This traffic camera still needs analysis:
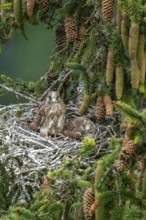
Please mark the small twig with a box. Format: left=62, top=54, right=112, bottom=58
left=0, top=83, right=39, bottom=104
left=58, top=70, right=72, bottom=92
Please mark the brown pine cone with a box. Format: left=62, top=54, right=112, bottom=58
left=116, top=136, right=137, bottom=172
left=95, top=97, right=106, bottom=123
left=65, top=15, right=78, bottom=42
left=83, top=188, right=95, bottom=220
left=102, top=0, right=115, bottom=22
left=103, top=95, right=113, bottom=117
left=78, top=25, right=87, bottom=40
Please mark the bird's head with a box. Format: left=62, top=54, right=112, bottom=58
left=46, top=91, right=61, bottom=103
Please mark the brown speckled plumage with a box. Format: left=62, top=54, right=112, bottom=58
left=64, top=116, right=95, bottom=139
left=40, top=91, right=66, bottom=136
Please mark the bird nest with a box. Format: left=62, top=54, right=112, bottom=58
left=0, top=102, right=120, bottom=208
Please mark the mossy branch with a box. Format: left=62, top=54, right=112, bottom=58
left=66, top=62, right=90, bottom=95
left=115, top=101, right=141, bottom=120
left=65, top=62, right=87, bottom=73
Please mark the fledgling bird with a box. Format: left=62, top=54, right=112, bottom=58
left=63, top=116, right=95, bottom=140
left=40, top=91, right=66, bottom=137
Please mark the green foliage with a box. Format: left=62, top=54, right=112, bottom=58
left=110, top=32, right=125, bottom=66
left=71, top=179, right=92, bottom=188
left=1, top=74, right=14, bottom=86
left=111, top=206, right=125, bottom=220
left=1, top=0, right=146, bottom=219
left=127, top=0, right=143, bottom=23
left=79, top=137, right=95, bottom=153
left=66, top=62, right=90, bottom=95
left=0, top=3, right=12, bottom=10
left=123, top=204, right=142, bottom=220
left=116, top=101, right=141, bottom=120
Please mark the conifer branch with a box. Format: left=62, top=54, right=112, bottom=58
left=0, top=83, right=38, bottom=104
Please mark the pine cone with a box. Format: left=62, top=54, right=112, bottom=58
left=106, top=49, right=115, bottom=85
left=128, top=23, right=139, bottom=60
left=78, top=25, right=87, bottom=40
left=115, top=65, right=124, bottom=99
left=121, top=20, right=129, bottom=48
left=131, top=59, right=140, bottom=89
left=95, top=97, right=106, bottom=123
left=65, top=16, right=77, bottom=42
left=83, top=188, right=95, bottom=220
left=74, top=207, right=85, bottom=220
left=116, top=136, right=137, bottom=172
left=41, top=176, right=51, bottom=191
left=103, top=95, right=113, bottom=117
left=116, top=0, right=122, bottom=32
left=55, top=23, right=66, bottom=51
left=40, top=0, right=49, bottom=6
left=102, top=0, right=115, bottom=22
left=79, top=94, right=91, bottom=115
left=137, top=34, right=145, bottom=84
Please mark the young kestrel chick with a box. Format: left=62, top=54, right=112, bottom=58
left=40, top=91, right=66, bottom=137
left=64, top=116, right=95, bottom=140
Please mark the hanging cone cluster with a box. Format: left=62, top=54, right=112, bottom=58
left=102, top=0, right=115, bottom=22
left=83, top=187, right=95, bottom=220
left=103, top=95, right=114, bottom=117
left=27, top=0, right=35, bottom=17
left=65, top=15, right=77, bottom=42
left=95, top=97, right=106, bottom=123
left=105, top=1, right=145, bottom=92
left=106, top=49, right=115, bottom=85
left=116, top=136, right=137, bottom=172
left=55, top=23, right=66, bottom=51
